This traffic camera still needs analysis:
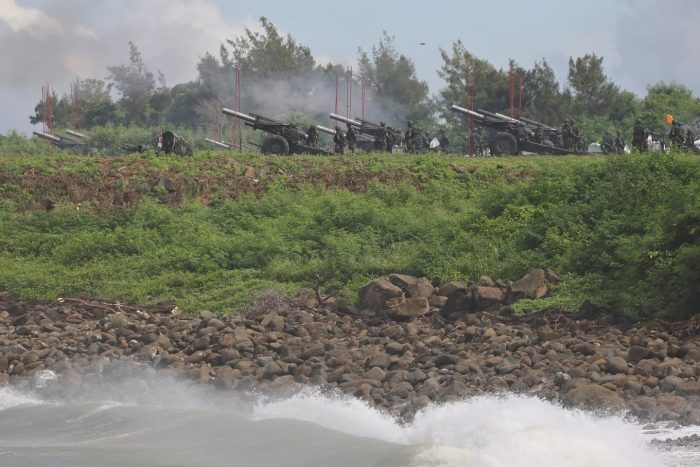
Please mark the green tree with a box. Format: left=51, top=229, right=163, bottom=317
left=436, top=40, right=510, bottom=126
left=227, top=17, right=315, bottom=79
left=640, top=82, right=700, bottom=135
left=107, top=42, right=158, bottom=125
left=567, top=53, right=621, bottom=117
left=522, top=59, right=571, bottom=125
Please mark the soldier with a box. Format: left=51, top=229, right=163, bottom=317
left=386, top=125, right=396, bottom=152
left=601, top=131, right=615, bottom=155
left=374, top=122, right=387, bottom=152
left=404, top=121, right=415, bottom=153
left=668, top=120, right=684, bottom=150
left=561, top=119, right=572, bottom=151
left=306, top=125, right=318, bottom=147
left=333, top=126, right=346, bottom=155
left=346, top=125, right=357, bottom=154
left=685, top=129, right=697, bottom=152
left=438, top=130, right=450, bottom=154
left=570, top=119, right=582, bottom=152
left=615, top=131, right=626, bottom=155
left=632, top=119, right=649, bottom=152
left=533, top=126, right=545, bottom=144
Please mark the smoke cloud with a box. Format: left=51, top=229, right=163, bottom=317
left=0, top=0, right=256, bottom=133
left=613, top=0, right=700, bottom=94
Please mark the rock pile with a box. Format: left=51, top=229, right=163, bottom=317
left=357, top=269, right=558, bottom=321
left=1, top=275, right=699, bottom=423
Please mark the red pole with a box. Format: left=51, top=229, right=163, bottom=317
left=349, top=68, right=352, bottom=120
left=232, top=62, right=238, bottom=148
left=46, top=83, right=53, bottom=132
left=518, top=73, right=523, bottom=118
left=236, top=60, right=242, bottom=149
left=41, top=85, right=46, bottom=133
left=361, top=81, right=366, bottom=120
left=509, top=69, right=514, bottom=118
left=345, top=70, right=350, bottom=119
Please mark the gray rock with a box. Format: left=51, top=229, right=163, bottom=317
left=437, top=281, right=467, bottom=297
left=564, top=384, right=627, bottom=411
left=510, top=269, right=548, bottom=300
left=604, top=356, right=629, bottom=375
left=627, top=345, right=651, bottom=364
left=358, top=279, right=403, bottom=312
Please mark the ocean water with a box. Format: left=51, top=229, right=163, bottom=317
left=0, top=370, right=697, bottom=467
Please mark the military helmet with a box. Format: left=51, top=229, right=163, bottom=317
left=380, top=121, right=386, bottom=127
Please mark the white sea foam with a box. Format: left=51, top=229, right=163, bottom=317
left=254, top=391, right=666, bottom=467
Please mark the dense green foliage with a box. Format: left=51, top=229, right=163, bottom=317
left=0, top=152, right=697, bottom=319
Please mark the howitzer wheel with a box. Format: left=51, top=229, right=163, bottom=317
left=490, top=132, right=518, bottom=156
left=261, top=135, right=290, bottom=155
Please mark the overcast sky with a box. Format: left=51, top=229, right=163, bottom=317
left=1, top=0, right=698, bottom=134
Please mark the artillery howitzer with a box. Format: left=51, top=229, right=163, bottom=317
left=450, top=105, right=584, bottom=155
left=316, top=123, right=375, bottom=149
left=223, top=108, right=330, bottom=155
left=328, top=113, right=381, bottom=152
left=33, top=130, right=89, bottom=153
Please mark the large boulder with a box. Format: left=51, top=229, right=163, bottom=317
left=385, top=296, right=430, bottom=321
left=358, top=279, right=403, bottom=312
left=437, top=281, right=467, bottom=297
left=510, top=268, right=548, bottom=300
left=564, top=384, right=627, bottom=411
left=471, top=285, right=505, bottom=310
left=389, top=274, right=435, bottom=299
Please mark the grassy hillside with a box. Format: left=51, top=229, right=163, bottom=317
left=0, top=150, right=698, bottom=319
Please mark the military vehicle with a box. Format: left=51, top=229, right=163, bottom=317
left=450, top=105, right=585, bottom=155
left=222, top=107, right=330, bottom=155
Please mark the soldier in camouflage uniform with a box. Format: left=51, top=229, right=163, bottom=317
left=386, top=125, right=396, bottom=152
left=346, top=125, right=357, bottom=154
left=615, top=131, right=626, bottom=154
left=404, top=121, right=415, bottom=153
left=632, top=119, right=649, bottom=152
left=333, top=126, right=346, bottom=155
left=668, top=120, right=684, bottom=150
left=438, top=130, right=450, bottom=154
left=561, top=119, right=573, bottom=151
left=570, top=119, right=582, bottom=152
left=685, top=129, right=697, bottom=153
left=374, top=122, right=387, bottom=152
left=306, top=125, right=318, bottom=147
left=601, top=131, right=615, bottom=155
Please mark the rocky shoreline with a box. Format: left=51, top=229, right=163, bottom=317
left=1, top=272, right=699, bottom=424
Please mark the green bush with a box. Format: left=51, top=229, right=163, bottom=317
left=0, top=152, right=697, bottom=318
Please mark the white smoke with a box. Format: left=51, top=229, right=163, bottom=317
left=0, top=0, right=257, bottom=133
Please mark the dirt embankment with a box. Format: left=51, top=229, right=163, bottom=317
left=4, top=156, right=417, bottom=211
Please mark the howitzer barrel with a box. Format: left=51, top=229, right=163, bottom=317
left=493, top=112, right=522, bottom=124
left=450, top=105, right=485, bottom=120
left=329, top=113, right=363, bottom=128
left=316, top=125, right=337, bottom=136
left=222, top=107, right=257, bottom=123
left=520, top=117, right=557, bottom=131
left=205, top=138, right=232, bottom=149
left=33, top=131, right=62, bottom=143
left=65, top=130, right=87, bottom=140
